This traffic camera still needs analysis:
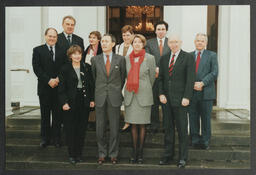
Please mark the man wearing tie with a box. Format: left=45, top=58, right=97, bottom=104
left=57, top=16, right=84, bottom=56
left=32, top=28, right=66, bottom=148
left=91, top=34, right=126, bottom=165
left=158, top=34, right=195, bottom=168
left=189, top=33, right=218, bottom=150
left=145, top=21, right=170, bottom=133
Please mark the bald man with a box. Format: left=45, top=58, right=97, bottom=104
left=158, top=34, right=195, bottom=168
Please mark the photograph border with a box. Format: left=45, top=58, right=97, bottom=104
left=0, top=0, right=255, bottom=175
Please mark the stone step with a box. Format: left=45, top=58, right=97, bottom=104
left=6, top=159, right=250, bottom=170
left=6, top=144, right=250, bottom=161
left=6, top=129, right=250, bottom=147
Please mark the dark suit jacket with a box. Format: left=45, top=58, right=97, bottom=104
left=91, top=53, right=126, bottom=107
left=82, top=43, right=103, bottom=63
left=58, top=62, right=94, bottom=108
left=191, top=50, right=218, bottom=100
left=57, top=32, right=84, bottom=52
left=159, top=50, right=195, bottom=106
left=145, top=37, right=169, bottom=67
left=32, top=44, right=67, bottom=96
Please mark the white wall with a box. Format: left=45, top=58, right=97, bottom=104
left=217, top=5, right=250, bottom=110
left=164, top=6, right=208, bottom=52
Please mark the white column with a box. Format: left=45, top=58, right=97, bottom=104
left=5, top=43, right=13, bottom=116
left=217, top=5, right=250, bottom=110
left=164, top=6, right=208, bottom=52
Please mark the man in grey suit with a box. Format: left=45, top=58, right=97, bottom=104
left=145, top=21, right=170, bottom=133
left=189, top=33, right=218, bottom=150
left=91, top=34, right=126, bottom=164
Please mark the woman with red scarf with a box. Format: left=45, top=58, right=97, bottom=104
left=124, top=34, right=156, bottom=164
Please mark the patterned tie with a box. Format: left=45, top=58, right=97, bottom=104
left=159, top=39, right=163, bottom=56
left=49, top=46, right=54, bottom=61
left=169, top=54, right=175, bottom=76
left=67, top=35, right=71, bottom=45
left=196, top=52, right=201, bottom=73
left=106, top=55, right=111, bottom=76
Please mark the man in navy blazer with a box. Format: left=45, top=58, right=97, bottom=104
left=189, top=33, right=218, bottom=150
left=57, top=16, right=84, bottom=57
left=32, top=28, right=67, bottom=148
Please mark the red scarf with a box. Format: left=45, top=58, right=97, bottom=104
left=126, top=49, right=145, bottom=93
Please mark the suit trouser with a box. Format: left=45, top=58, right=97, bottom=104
left=63, top=89, right=89, bottom=157
left=39, top=89, right=61, bottom=142
left=189, top=91, right=213, bottom=146
left=162, top=101, right=188, bottom=161
left=96, top=97, right=120, bottom=158
left=151, top=78, right=160, bottom=129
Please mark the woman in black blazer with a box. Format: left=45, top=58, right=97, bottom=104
left=58, top=45, right=95, bottom=164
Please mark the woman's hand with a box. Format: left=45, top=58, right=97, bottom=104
left=90, top=102, right=95, bottom=108
left=63, top=103, right=71, bottom=111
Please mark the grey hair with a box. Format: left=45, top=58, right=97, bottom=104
left=195, top=33, right=208, bottom=42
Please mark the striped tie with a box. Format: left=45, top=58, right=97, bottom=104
left=169, top=54, right=175, bottom=76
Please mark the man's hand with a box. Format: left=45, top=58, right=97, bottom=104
left=194, top=81, right=204, bottom=91
left=90, top=102, right=95, bottom=108
left=48, top=79, right=58, bottom=88
left=62, top=103, right=70, bottom=111
left=155, top=67, right=159, bottom=78
left=159, top=94, right=167, bottom=104
left=181, top=98, right=190, bottom=106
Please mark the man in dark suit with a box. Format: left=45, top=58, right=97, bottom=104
left=189, top=33, right=218, bottom=150
left=57, top=15, right=84, bottom=56
left=158, top=34, right=195, bottom=168
left=32, top=28, right=67, bottom=148
left=145, top=21, right=170, bottom=133
left=91, top=34, right=126, bottom=165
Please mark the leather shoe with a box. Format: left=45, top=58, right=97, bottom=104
left=97, top=157, right=105, bottom=165
left=111, top=157, right=117, bottom=164
left=201, top=144, right=210, bottom=150
left=40, top=140, right=49, bottom=148
left=159, top=157, right=172, bottom=165
left=177, top=160, right=186, bottom=168
left=69, top=157, right=76, bottom=165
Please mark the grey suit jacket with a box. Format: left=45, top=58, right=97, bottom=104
left=191, top=50, right=218, bottom=100
left=91, top=53, right=126, bottom=107
left=145, top=37, right=169, bottom=67
left=124, top=53, right=156, bottom=107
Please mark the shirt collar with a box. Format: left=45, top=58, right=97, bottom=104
left=63, top=32, right=72, bottom=39
left=46, top=44, right=55, bottom=50
left=157, top=37, right=166, bottom=46
left=195, top=49, right=204, bottom=56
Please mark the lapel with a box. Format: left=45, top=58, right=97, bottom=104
left=197, top=50, right=208, bottom=73
left=153, top=38, right=161, bottom=56
left=163, top=37, right=169, bottom=55
left=43, top=44, right=54, bottom=63
left=69, top=64, right=78, bottom=82
left=109, top=54, right=118, bottom=76
left=61, top=32, right=70, bottom=48
left=164, top=52, right=172, bottom=72
left=172, top=50, right=184, bottom=74
left=99, top=54, right=107, bottom=76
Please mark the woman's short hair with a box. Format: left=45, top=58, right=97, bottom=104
left=132, top=34, right=147, bottom=47
left=67, top=45, right=82, bottom=60
left=121, top=25, right=134, bottom=34
left=89, top=31, right=102, bottom=41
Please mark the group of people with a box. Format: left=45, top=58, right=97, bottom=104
left=32, top=15, right=218, bottom=168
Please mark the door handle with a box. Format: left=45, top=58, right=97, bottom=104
left=10, top=69, right=29, bottom=73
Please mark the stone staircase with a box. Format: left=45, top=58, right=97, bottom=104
left=5, top=107, right=250, bottom=170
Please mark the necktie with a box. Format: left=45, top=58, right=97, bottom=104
left=196, top=52, right=201, bottom=73
left=50, top=46, right=54, bottom=61
left=67, top=35, right=71, bottom=45
left=106, top=55, right=111, bottom=76
left=159, top=39, right=163, bottom=56
left=169, top=54, right=175, bottom=76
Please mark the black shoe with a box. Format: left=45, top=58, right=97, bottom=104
left=137, top=148, right=143, bottom=164
left=76, top=156, right=83, bottom=163
left=129, top=148, right=137, bottom=164
left=192, top=143, right=201, bottom=149
left=69, top=157, right=76, bottom=165
left=201, top=144, right=210, bottom=150
left=40, top=140, right=49, bottom=148
left=159, top=157, right=172, bottom=165
left=177, top=160, right=186, bottom=168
